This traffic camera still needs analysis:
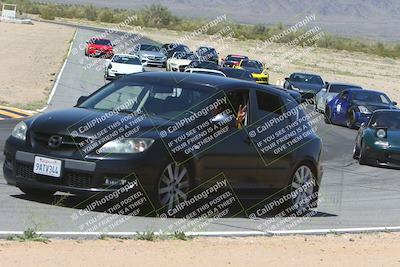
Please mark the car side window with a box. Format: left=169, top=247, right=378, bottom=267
left=340, top=91, right=348, bottom=100
left=254, top=90, right=283, bottom=122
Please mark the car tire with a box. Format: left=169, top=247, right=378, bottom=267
left=352, top=142, right=360, bottom=159
left=287, top=163, right=317, bottom=216
left=155, top=162, right=192, bottom=211
left=18, top=186, right=55, bottom=198
left=358, top=142, right=369, bottom=165
left=324, top=107, right=332, bottom=124
left=346, top=109, right=356, bottom=129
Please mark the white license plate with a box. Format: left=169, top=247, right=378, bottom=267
left=33, top=156, right=62, bottom=178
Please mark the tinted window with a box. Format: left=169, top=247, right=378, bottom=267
left=290, top=73, right=323, bottom=85
left=226, top=55, right=248, bottom=61
left=140, top=44, right=160, bottom=52
left=92, top=39, right=112, bottom=46
left=222, top=68, right=254, bottom=81
left=112, top=56, right=141, bottom=65
left=255, top=91, right=283, bottom=120
left=187, top=61, right=218, bottom=70
left=369, top=112, right=400, bottom=130
left=352, top=91, right=391, bottom=104
left=330, top=84, right=361, bottom=93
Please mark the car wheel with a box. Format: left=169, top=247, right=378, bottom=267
left=346, top=110, right=356, bottom=129
left=157, top=162, right=191, bottom=210
left=18, top=186, right=55, bottom=198
left=358, top=142, right=369, bottom=165
left=289, top=164, right=316, bottom=215
left=324, top=107, right=332, bottom=124
left=352, top=142, right=360, bottom=159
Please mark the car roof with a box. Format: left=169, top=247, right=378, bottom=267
left=186, top=68, right=224, bottom=73
left=291, top=72, right=321, bottom=77
left=121, top=72, right=287, bottom=95
left=328, top=82, right=362, bottom=87
left=345, top=88, right=382, bottom=94
left=373, top=109, right=400, bottom=114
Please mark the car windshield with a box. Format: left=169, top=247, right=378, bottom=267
left=112, top=56, right=141, bottom=65
left=352, top=91, right=391, bottom=104
left=330, top=85, right=361, bottom=93
left=226, top=55, right=247, bottom=61
left=242, top=60, right=263, bottom=71
left=79, top=80, right=215, bottom=120
left=291, top=74, right=323, bottom=84
left=188, top=61, right=218, bottom=69
left=197, top=47, right=217, bottom=55
left=222, top=68, right=254, bottom=81
left=140, top=44, right=160, bottom=52
left=92, top=39, right=112, bottom=46
left=370, top=112, right=400, bottom=130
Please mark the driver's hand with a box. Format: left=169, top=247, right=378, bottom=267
left=236, top=104, right=247, bottom=128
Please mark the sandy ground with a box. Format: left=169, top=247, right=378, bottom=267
left=0, top=21, right=74, bottom=108
left=1, top=233, right=400, bottom=266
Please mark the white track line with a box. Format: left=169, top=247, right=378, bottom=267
left=1, top=226, right=400, bottom=238
left=38, top=30, right=77, bottom=112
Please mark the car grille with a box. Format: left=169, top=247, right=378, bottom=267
left=16, top=163, right=94, bottom=189
left=65, top=172, right=93, bottom=188
left=31, top=132, right=86, bottom=150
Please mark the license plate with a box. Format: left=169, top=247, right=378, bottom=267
left=33, top=156, right=62, bottom=178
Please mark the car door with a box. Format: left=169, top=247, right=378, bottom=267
left=331, top=91, right=349, bottom=124
left=196, top=89, right=262, bottom=191
left=245, top=90, right=293, bottom=191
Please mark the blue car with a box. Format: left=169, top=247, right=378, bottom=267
left=325, top=88, right=397, bottom=128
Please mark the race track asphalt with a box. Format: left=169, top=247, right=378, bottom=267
left=0, top=24, right=398, bottom=234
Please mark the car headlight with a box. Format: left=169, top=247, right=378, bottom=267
left=12, top=121, right=27, bottom=141
left=376, top=129, right=387, bottom=139
left=97, top=138, right=154, bottom=154
left=358, top=105, right=371, bottom=114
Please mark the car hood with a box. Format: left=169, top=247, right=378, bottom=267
left=169, top=58, right=192, bottom=65
left=110, top=63, right=143, bottom=74
left=139, top=51, right=165, bottom=57
left=244, top=67, right=263, bottom=74
left=28, top=108, right=177, bottom=152
left=352, top=100, right=396, bottom=112
left=291, top=82, right=324, bottom=92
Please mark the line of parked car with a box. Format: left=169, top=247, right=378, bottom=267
left=85, top=37, right=400, bottom=170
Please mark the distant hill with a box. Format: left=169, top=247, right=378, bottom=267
left=32, top=0, right=400, bottom=42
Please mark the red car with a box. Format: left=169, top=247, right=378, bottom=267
left=85, top=38, right=114, bottom=58
left=222, top=54, right=249, bottom=67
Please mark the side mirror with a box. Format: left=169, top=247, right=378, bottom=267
left=75, top=96, right=88, bottom=106
left=321, top=88, right=327, bottom=92
left=210, top=113, right=236, bottom=128
left=284, top=77, right=289, bottom=81
left=393, top=101, right=397, bottom=106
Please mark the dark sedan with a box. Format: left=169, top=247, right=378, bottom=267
left=4, top=72, right=323, bottom=213
left=284, top=72, right=325, bottom=102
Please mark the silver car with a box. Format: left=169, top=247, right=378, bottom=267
left=315, top=82, right=362, bottom=113
left=132, top=44, right=167, bottom=67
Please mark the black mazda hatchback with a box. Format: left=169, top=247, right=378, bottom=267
left=4, top=72, right=323, bottom=212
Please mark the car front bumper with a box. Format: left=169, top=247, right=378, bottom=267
left=3, top=142, right=162, bottom=197
left=363, top=144, right=400, bottom=168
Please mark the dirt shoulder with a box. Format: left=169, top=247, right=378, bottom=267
left=1, top=233, right=399, bottom=266
left=0, top=21, right=74, bottom=109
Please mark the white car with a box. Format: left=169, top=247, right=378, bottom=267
left=166, top=51, right=197, bottom=72
left=105, top=54, right=144, bottom=80
left=184, top=68, right=226, bottom=77
left=315, top=82, right=362, bottom=113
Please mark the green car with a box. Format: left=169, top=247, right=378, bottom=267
left=353, top=109, right=400, bottom=168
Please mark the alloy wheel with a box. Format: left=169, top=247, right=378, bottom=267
left=158, top=162, right=190, bottom=210
left=291, top=165, right=315, bottom=213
